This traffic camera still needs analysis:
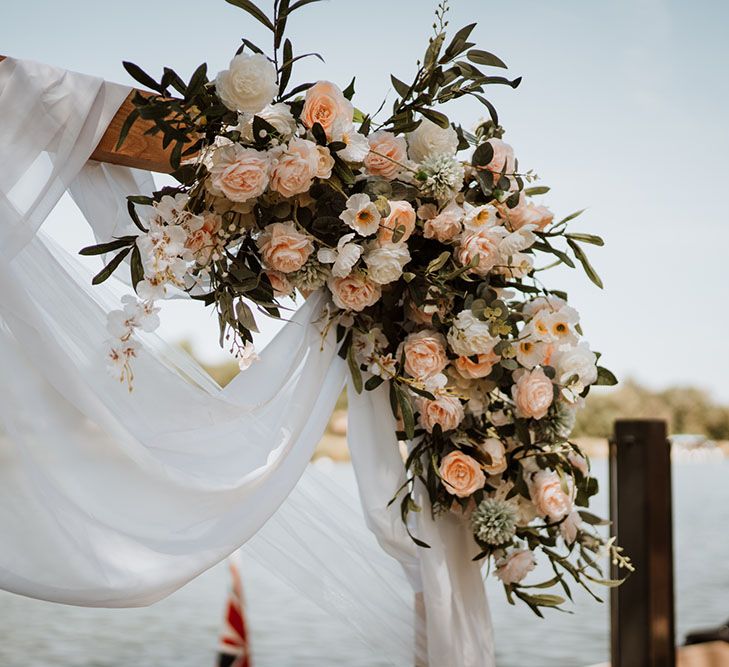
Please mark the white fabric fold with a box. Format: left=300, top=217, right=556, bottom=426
left=0, top=56, right=496, bottom=666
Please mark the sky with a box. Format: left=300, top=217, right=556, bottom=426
left=3, top=0, right=728, bottom=399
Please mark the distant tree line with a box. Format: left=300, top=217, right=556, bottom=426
left=574, top=379, right=729, bottom=440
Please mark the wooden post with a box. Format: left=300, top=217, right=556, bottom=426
left=610, top=419, right=675, bottom=667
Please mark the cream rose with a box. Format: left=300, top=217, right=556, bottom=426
left=454, top=350, right=500, bottom=379
left=301, top=80, right=353, bottom=138
left=418, top=395, right=465, bottom=433
left=447, top=310, right=499, bottom=357
left=379, top=200, right=416, bottom=244
left=423, top=202, right=463, bottom=242
left=402, top=330, right=448, bottom=379
left=238, top=102, right=297, bottom=142
left=457, top=226, right=506, bottom=275
left=529, top=470, right=572, bottom=522
left=407, top=117, right=459, bottom=162
left=209, top=144, right=270, bottom=203
left=215, top=53, right=278, bottom=114
left=315, top=146, right=335, bottom=179
left=479, top=438, right=507, bottom=475
left=438, top=450, right=486, bottom=498
left=328, top=271, right=382, bottom=311
left=512, top=367, right=554, bottom=420
left=364, top=130, right=408, bottom=180
left=494, top=549, right=537, bottom=585
left=364, top=242, right=411, bottom=285
left=256, top=222, right=313, bottom=274
left=270, top=137, right=320, bottom=198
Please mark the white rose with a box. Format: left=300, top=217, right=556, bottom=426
left=364, top=242, right=411, bottom=285
left=554, top=342, right=598, bottom=401
left=317, top=233, right=363, bottom=278
left=215, top=53, right=278, bottom=114
left=407, top=118, right=459, bottom=162
left=447, top=310, right=499, bottom=356
left=238, top=102, right=297, bottom=141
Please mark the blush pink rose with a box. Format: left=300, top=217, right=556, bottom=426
left=209, top=145, right=270, bottom=203
left=185, top=212, right=222, bottom=264
left=301, top=80, right=353, bottom=139
left=423, top=205, right=462, bottom=243
left=270, top=137, right=320, bottom=198
left=402, top=330, right=448, bottom=379
left=501, top=193, right=554, bottom=230
left=418, top=395, right=465, bottom=433
left=266, top=270, right=293, bottom=296
left=494, top=549, right=537, bottom=585
left=364, top=130, right=408, bottom=180
left=328, top=272, right=382, bottom=311
left=457, top=227, right=505, bottom=275
left=257, top=222, right=313, bottom=273
left=529, top=470, right=572, bottom=521
left=379, top=200, right=416, bottom=244
left=484, top=138, right=515, bottom=181
left=439, top=450, right=486, bottom=498
left=512, top=367, right=554, bottom=420
left=454, top=350, right=500, bottom=379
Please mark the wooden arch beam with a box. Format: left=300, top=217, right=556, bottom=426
left=0, top=55, right=176, bottom=173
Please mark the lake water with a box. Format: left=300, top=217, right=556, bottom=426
left=1, top=458, right=728, bottom=667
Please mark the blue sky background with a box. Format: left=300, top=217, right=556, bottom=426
left=3, top=0, right=728, bottom=399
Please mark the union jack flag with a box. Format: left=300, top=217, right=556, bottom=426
left=217, top=553, right=252, bottom=667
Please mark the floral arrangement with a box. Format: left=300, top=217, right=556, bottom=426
left=83, top=0, right=632, bottom=614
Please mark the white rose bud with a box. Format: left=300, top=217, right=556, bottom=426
left=407, top=117, right=459, bottom=162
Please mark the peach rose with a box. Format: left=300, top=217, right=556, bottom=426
left=328, top=271, right=382, bottom=311
left=560, top=510, right=582, bottom=544
left=402, top=330, right=448, bottom=379
left=501, top=193, right=554, bottom=230
left=494, top=549, right=537, bottom=585
left=185, top=212, right=222, bottom=264
left=454, top=350, right=500, bottom=379
left=270, top=137, right=320, bottom=198
left=364, top=130, right=408, bottom=180
left=257, top=222, right=313, bottom=273
left=456, top=227, right=505, bottom=275
left=266, top=270, right=293, bottom=297
left=529, top=470, right=572, bottom=522
left=379, top=200, right=416, bottom=244
left=209, top=144, right=270, bottom=203
left=418, top=395, right=465, bottom=433
left=512, top=367, right=554, bottom=420
left=301, top=80, right=354, bottom=139
left=479, top=437, right=507, bottom=475
left=439, top=450, right=486, bottom=498
left=423, top=203, right=462, bottom=243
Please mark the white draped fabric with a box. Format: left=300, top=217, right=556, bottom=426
left=0, top=57, right=494, bottom=666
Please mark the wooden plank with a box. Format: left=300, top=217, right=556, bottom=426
left=610, top=419, right=675, bottom=667
left=0, top=55, right=179, bottom=173
left=590, top=641, right=729, bottom=667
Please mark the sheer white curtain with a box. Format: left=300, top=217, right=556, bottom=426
left=0, top=57, right=494, bottom=666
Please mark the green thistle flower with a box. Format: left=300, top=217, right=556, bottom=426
left=471, top=498, right=517, bottom=546
left=417, top=155, right=465, bottom=201
left=290, top=257, right=330, bottom=292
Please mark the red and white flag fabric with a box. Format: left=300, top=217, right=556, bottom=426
left=217, top=553, right=252, bottom=667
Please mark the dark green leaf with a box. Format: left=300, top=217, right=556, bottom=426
left=567, top=239, right=604, bottom=288
left=565, top=233, right=604, bottom=247
left=122, top=61, right=161, bottom=92
left=130, top=244, right=144, bottom=289
left=595, top=366, right=618, bottom=386
left=92, top=247, right=131, bottom=285
left=418, top=107, right=449, bottom=129
left=79, top=236, right=136, bottom=256
left=347, top=343, right=363, bottom=394
left=390, top=75, right=411, bottom=99
left=115, top=108, right=140, bottom=150
left=225, top=0, right=275, bottom=30
left=467, top=49, right=508, bottom=69
left=395, top=384, right=415, bottom=440
left=236, top=300, right=260, bottom=333
left=525, top=186, right=550, bottom=196
left=342, top=77, right=356, bottom=101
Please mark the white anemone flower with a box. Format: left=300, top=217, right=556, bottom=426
left=330, top=118, right=370, bottom=163
left=339, top=193, right=381, bottom=236
left=317, top=233, right=363, bottom=278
